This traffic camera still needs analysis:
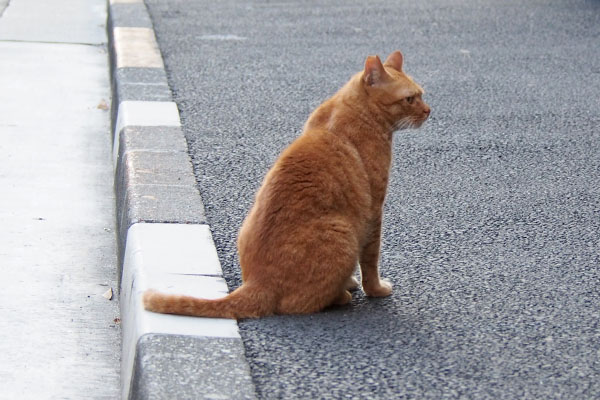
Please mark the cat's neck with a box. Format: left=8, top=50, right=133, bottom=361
left=305, top=77, right=394, bottom=147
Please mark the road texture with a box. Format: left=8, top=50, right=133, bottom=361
left=145, top=0, right=600, bottom=398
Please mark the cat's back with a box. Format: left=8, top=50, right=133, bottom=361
left=268, top=129, right=367, bottom=205
left=244, top=128, right=371, bottom=231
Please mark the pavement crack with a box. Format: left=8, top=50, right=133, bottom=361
left=0, top=38, right=106, bottom=47
left=0, top=0, right=9, bottom=18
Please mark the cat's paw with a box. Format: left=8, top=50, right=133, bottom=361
left=332, top=290, right=353, bottom=306
left=364, top=278, right=393, bottom=297
left=345, top=275, right=360, bottom=291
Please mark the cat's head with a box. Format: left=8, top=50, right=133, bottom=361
left=361, top=51, right=430, bottom=130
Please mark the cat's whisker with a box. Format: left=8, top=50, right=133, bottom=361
left=392, top=117, right=414, bottom=131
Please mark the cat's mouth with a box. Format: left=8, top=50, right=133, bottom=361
left=413, top=112, right=431, bottom=129
left=392, top=117, right=426, bottom=131
left=414, top=117, right=429, bottom=128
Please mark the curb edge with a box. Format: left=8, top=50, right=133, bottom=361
left=106, top=1, right=257, bottom=398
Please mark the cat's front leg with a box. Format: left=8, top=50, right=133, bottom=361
left=359, top=221, right=393, bottom=297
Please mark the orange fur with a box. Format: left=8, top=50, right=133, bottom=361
left=143, top=51, right=431, bottom=319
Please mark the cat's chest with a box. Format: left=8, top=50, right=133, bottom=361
left=362, top=147, right=392, bottom=205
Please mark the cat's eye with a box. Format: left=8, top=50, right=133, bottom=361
left=405, top=96, right=415, bottom=104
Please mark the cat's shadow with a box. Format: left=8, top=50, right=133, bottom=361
left=239, top=291, right=423, bottom=347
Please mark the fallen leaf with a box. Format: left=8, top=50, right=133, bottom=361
left=97, top=99, right=109, bottom=110
left=103, top=287, right=113, bottom=300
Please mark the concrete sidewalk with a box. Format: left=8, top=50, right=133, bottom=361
left=0, top=0, right=120, bottom=399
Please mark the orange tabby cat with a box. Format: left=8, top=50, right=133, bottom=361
left=144, top=50, right=430, bottom=319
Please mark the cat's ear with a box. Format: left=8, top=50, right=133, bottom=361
left=363, top=55, right=388, bottom=86
left=384, top=51, right=404, bottom=72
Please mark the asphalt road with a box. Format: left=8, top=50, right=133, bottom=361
left=145, top=0, right=600, bottom=398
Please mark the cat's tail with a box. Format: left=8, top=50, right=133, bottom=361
left=142, top=283, right=276, bottom=319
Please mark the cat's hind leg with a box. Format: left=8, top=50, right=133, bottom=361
left=332, top=290, right=353, bottom=306
left=275, top=217, right=359, bottom=315
left=345, top=272, right=360, bottom=291
left=276, top=285, right=353, bottom=314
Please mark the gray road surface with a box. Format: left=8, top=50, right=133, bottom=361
left=146, top=0, right=600, bottom=398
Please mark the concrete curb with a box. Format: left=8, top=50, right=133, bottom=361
left=107, top=0, right=257, bottom=398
